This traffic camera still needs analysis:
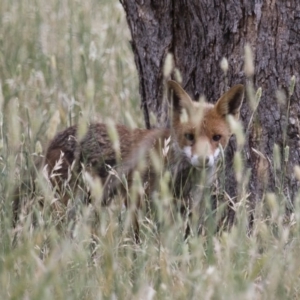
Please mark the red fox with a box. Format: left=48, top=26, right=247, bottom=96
left=44, top=80, right=244, bottom=241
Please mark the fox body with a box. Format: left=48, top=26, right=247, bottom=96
left=44, top=81, right=244, bottom=239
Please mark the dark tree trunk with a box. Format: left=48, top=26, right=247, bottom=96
left=121, top=0, right=300, bottom=222
left=120, top=0, right=173, bottom=129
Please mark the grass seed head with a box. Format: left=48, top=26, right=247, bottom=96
left=220, top=57, right=229, bottom=74
left=244, top=43, right=255, bottom=77
left=163, top=53, right=174, bottom=78
left=8, top=97, right=20, bottom=150
left=46, top=110, right=61, bottom=140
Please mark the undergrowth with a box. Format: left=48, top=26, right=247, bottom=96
left=0, top=0, right=299, bottom=299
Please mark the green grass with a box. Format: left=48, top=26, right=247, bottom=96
left=0, top=0, right=300, bottom=299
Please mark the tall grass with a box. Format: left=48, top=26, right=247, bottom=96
left=0, top=0, right=300, bottom=299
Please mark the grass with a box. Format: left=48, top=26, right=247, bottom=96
left=0, top=0, right=300, bottom=299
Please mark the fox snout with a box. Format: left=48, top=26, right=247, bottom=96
left=183, top=139, right=221, bottom=169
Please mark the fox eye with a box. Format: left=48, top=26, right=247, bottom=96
left=184, top=133, right=194, bottom=142
left=212, top=134, right=222, bottom=142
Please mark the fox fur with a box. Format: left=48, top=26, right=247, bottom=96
left=43, top=80, right=244, bottom=241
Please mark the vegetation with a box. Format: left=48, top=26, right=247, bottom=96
left=0, top=0, right=299, bottom=299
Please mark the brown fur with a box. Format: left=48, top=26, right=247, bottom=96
left=44, top=81, right=244, bottom=241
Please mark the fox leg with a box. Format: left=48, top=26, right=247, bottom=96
left=179, top=195, right=193, bottom=240
left=132, top=207, right=141, bottom=244
left=124, top=194, right=141, bottom=244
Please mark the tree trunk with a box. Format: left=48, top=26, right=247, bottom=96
left=121, top=0, right=300, bottom=222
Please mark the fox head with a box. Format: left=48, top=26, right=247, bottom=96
left=168, top=80, right=244, bottom=169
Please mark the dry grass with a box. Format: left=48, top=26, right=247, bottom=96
left=1, top=1, right=300, bottom=299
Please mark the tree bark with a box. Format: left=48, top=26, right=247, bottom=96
left=121, top=0, right=300, bottom=222
left=120, top=0, right=173, bottom=129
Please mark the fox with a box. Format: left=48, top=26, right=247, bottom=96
left=43, top=80, right=244, bottom=241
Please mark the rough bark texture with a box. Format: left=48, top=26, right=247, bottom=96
left=121, top=0, right=300, bottom=221
left=120, top=0, right=173, bottom=129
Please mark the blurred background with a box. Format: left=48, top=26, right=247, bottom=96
left=0, top=0, right=140, bottom=150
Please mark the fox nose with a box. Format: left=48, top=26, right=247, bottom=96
left=204, top=157, right=210, bottom=165
left=197, top=156, right=210, bottom=166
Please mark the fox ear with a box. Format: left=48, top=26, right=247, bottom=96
left=215, top=84, right=244, bottom=119
left=167, top=80, right=194, bottom=114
